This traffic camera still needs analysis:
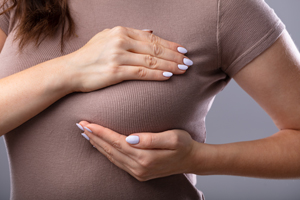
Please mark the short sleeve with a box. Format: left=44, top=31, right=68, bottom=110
left=218, top=0, right=286, bottom=78
left=0, top=0, right=10, bottom=36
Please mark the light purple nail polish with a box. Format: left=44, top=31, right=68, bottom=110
left=177, top=47, right=188, bottom=54
left=178, top=64, right=188, bottom=70
left=183, top=58, right=193, bottom=66
left=81, top=133, right=90, bottom=141
left=126, top=135, right=140, bottom=144
left=142, top=29, right=153, bottom=33
left=84, top=127, right=92, bottom=133
left=76, top=123, right=84, bottom=131
left=163, top=72, right=173, bottom=77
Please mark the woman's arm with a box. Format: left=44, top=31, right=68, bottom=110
left=0, top=29, right=73, bottom=136
left=0, top=55, right=72, bottom=136
left=193, top=29, right=300, bottom=179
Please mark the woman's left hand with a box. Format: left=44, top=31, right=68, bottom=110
left=77, top=121, right=199, bottom=181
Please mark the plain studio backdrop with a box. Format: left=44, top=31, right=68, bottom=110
left=0, top=0, right=299, bottom=199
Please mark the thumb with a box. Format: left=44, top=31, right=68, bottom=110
left=125, top=130, right=177, bottom=149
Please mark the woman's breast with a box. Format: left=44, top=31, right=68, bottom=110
left=5, top=76, right=208, bottom=200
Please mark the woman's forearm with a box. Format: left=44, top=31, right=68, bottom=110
left=193, top=129, right=300, bottom=178
left=0, top=56, right=73, bottom=136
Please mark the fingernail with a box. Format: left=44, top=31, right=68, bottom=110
left=178, top=64, right=188, bottom=70
left=183, top=58, right=193, bottom=66
left=81, top=133, right=90, bottom=141
left=84, top=127, right=92, bottom=133
left=177, top=47, right=188, bottom=54
left=142, top=29, right=153, bottom=33
left=126, top=135, right=140, bottom=144
left=163, top=72, right=173, bottom=77
left=93, top=145, right=96, bottom=148
left=76, top=123, right=84, bottom=131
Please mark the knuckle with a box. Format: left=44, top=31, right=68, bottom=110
left=150, top=134, right=155, bottom=146
left=170, top=132, right=180, bottom=148
left=103, top=146, right=113, bottom=157
left=138, top=134, right=155, bottom=148
left=136, top=67, right=148, bottom=78
left=149, top=134, right=157, bottom=147
left=133, top=169, right=147, bottom=181
left=112, top=26, right=127, bottom=34
left=89, top=139, right=95, bottom=146
left=145, top=55, right=158, bottom=68
left=107, top=65, right=120, bottom=76
left=107, top=155, right=114, bottom=163
left=109, top=49, right=119, bottom=58
left=152, top=43, right=163, bottom=56
left=109, top=50, right=123, bottom=64
left=149, top=33, right=159, bottom=44
left=135, top=151, right=144, bottom=161
left=113, top=36, right=127, bottom=48
left=138, top=157, right=152, bottom=168
left=111, top=140, right=122, bottom=151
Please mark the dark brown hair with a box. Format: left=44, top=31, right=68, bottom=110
left=0, top=0, right=76, bottom=53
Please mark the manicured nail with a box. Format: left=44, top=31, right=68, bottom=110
left=178, top=64, right=188, bottom=70
left=81, top=133, right=90, bottom=141
left=183, top=58, right=193, bottom=66
left=177, top=47, right=188, bottom=54
left=163, top=72, right=173, bottom=77
left=142, top=29, right=153, bottom=33
left=126, top=135, right=140, bottom=144
left=76, top=123, right=84, bottom=131
left=84, top=127, right=92, bottom=133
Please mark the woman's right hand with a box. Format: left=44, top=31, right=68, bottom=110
left=65, top=26, right=193, bottom=93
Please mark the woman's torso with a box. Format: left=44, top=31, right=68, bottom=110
left=0, top=0, right=227, bottom=199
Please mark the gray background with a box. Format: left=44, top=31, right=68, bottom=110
left=0, top=0, right=299, bottom=199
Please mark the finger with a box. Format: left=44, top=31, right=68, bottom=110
left=90, top=137, right=153, bottom=182
left=118, top=52, right=189, bottom=74
left=92, top=137, right=145, bottom=181
left=76, top=121, right=91, bottom=131
left=125, top=27, right=187, bottom=54
left=82, top=123, right=138, bottom=156
left=126, top=131, right=179, bottom=150
left=125, top=38, right=192, bottom=66
left=89, top=136, right=133, bottom=172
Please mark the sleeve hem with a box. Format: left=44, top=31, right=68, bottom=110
left=0, top=23, right=8, bottom=36
left=223, top=20, right=286, bottom=78
left=0, top=1, right=10, bottom=36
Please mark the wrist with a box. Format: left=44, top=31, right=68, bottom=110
left=189, top=142, right=222, bottom=175
left=44, top=55, right=75, bottom=96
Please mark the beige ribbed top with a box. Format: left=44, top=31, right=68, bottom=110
left=0, top=0, right=285, bottom=199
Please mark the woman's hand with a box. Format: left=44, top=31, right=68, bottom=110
left=64, top=26, right=193, bottom=93
left=77, top=121, right=199, bottom=182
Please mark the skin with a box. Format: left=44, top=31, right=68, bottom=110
left=78, top=29, right=300, bottom=181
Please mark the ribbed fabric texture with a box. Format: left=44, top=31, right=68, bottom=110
left=0, top=0, right=9, bottom=36
left=0, top=0, right=285, bottom=199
